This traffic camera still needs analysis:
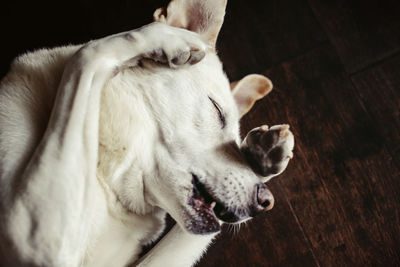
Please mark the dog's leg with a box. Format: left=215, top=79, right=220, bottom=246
left=136, top=224, right=216, bottom=267
left=6, top=22, right=207, bottom=266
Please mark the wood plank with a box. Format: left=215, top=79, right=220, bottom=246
left=351, top=55, right=400, bottom=167
left=308, top=0, right=400, bottom=73
left=217, top=0, right=327, bottom=81
left=257, top=44, right=400, bottom=265
left=196, top=181, right=318, bottom=267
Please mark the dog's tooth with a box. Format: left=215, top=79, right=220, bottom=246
left=211, top=202, right=216, bottom=209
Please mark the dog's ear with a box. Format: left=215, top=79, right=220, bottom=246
left=153, top=0, right=227, bottom=47
left=231, top=74, right=273, bottom=118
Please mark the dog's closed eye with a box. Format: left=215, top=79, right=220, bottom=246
left=208, top=97, right=226, bottom=129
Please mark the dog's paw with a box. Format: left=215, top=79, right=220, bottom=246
left=145, top=46, right=205, bottom=68
left=241, top=125, right=294, bottom=181
left=141, top=22, right=208, bottom=68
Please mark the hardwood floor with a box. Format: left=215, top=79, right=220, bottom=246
left=198, top=1, right=400, bottom=266
left=1, top=0, right=399, bottom=266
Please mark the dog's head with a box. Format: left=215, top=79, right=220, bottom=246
left=101, top=0, right=293, bottom=235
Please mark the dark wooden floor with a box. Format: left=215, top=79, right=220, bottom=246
left=1, top=0, right=400, bottom=266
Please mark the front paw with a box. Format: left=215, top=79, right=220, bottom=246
left=241, top=125, right=294, bottom=181
left=144, top=46, right=205, bottom=68
left=141, top=22, right=208, bottom=68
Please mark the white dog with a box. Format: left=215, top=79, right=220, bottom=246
left=0, top=0, right=294, bottom=266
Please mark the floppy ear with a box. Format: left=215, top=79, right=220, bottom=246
left=231, top=74, right=273, bottom=118
left=153, top=0, right=227, bottom=47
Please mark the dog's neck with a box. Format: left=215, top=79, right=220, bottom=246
left=96, top=156, right=153, bottom=218
left=96, top=69, right=160, bottom=217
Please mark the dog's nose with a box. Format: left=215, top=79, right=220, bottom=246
left=251, top=183, right=274, bottom=215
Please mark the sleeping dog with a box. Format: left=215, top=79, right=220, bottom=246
left=0, top=0, right=294, bottom=266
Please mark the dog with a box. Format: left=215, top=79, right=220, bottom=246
left=0, top=0, right=294, bottom=266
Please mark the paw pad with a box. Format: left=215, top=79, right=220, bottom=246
left=241, top=124, right=294, bottom=180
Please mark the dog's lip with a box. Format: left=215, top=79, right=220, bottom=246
left=190, top=174, right=239, bottom=223
left=191, top=174, right=219, bottom=210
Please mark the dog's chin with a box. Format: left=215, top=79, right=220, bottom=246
left=182, top=174, right=243, bottom=235
left=183, top=204, right=221, bottom=235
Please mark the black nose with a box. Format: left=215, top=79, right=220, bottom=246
left=251, top=183, right=274, bottom=215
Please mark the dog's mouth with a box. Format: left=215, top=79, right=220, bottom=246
left=188, top=174, right=240, bottom=234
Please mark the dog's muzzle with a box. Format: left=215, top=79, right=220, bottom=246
left=191, top=174, right=274, bottom=224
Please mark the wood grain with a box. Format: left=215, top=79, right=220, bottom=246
left=259, top=44, right=400, bottom=266
left=351, top=55, right=400, bottom=167
left=308, top=0, right=400, bottom=74
left=217, top=0, right=327, bottom=81
left=196, top=178, right=318, bottom=267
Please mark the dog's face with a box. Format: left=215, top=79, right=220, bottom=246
left=101, top=0, right=293, bottom=235
left=134, top=0, right=292, bottom=235
left=141, top=53, right=267, bottom=234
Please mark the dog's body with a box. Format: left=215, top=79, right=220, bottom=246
left=0, top=1, right=294, bottom=266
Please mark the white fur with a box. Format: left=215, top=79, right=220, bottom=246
left=0, top=4, right=294, bottom=266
